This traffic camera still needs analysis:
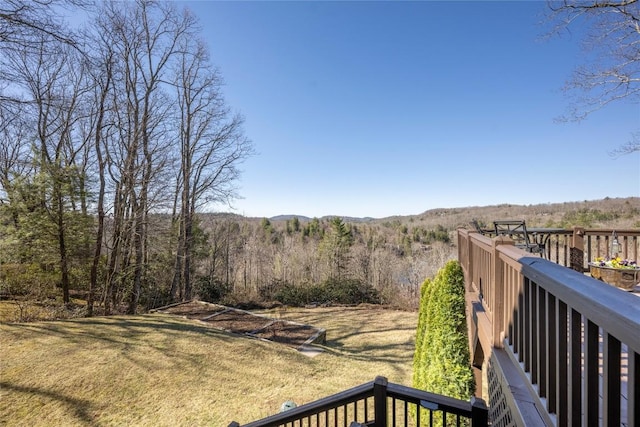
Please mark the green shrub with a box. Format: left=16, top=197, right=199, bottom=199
left=320, top=278, right=379, bottom=305
left=412, top=260, right=474, bottom=420
left=0, top=263, right=59, bottom=298
left=272, top=282, right=317, bottom=306
left=194, top=276, right=231, bottom=303
left=412, top=277, right=434, bottom=389
left=271, top=278, right=379, bottom=306
left=258, top=279, right=290, bottom=301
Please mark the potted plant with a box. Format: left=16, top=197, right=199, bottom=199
left=589, top=256, right=640, bottom=291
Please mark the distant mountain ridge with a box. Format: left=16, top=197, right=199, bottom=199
left=263, top=197, right=640, bottom=229
left=270, top=214, right=376, bottom=223
left=204, top=197, right=639, bottom=231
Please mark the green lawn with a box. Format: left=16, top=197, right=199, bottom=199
left=0, top=305, right=417, bottom=426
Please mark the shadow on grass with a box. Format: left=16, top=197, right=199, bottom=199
left=318, top=330, right=415, bottom=359
left=0, top=381, right=98, bottom=426
left=0, top=315, right=247, bottom=374
left=3, top=307, right=417, bottom=378
left=2, top=314, right=236, bottom=343
left=279, top=308, right=417, bottom=378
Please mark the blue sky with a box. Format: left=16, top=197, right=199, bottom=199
left=182, top=1, right=639, bottom=219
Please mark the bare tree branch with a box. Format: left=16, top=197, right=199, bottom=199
left=547, top=0, right=640, bottom=152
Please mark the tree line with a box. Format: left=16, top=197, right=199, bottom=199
left=0, top=1, right=252, bottom=315
left=0, top=0, right=456, bottom=314
left=189, top=215, right=454, bottom=309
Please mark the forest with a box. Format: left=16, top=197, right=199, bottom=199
left=2, top=184, right=638, bottom=320
left=1, top=1, right=252, bottom=316
left=1, top=2, right=639, bottom=320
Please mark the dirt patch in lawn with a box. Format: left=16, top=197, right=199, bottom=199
left=201, top=310, right=271, bottom=334
left=153, top=301, right=325, bottom=351
left=252, top=321, right=321, bottom=348
left=158, top=301, right=226, bottom=319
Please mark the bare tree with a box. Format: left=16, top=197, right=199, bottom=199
left=0, top=104, right=32, bottom=208
left=0, top=0, right=89, bottom=118
left=95, top=0, right=191, bottom=314
left=610, top=130, right=640, bottom=156
left=0, top=0, right=79, bottom=48
left=548, top=0, right=639, bottom=153
left=169, top=20, right=253, bottom=302
left=82, top=23, right=116, bottom=316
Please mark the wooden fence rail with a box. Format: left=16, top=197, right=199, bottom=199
left=229, top=376, right=488, bottom=427
left=473, top=227, right=640, bottom=271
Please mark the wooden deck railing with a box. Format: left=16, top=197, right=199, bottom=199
left=459, top=228, right=640, bottom=426
left=229, top=376, right=488, bottom=427
left=475, top=227, right=640, bottom=271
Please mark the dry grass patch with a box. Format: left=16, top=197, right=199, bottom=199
left=1, top=306, right=417, bottom=426
left=0, top=299, right=87, bottom=323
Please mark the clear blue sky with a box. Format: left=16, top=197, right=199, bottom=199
left=183, top=1, right=639, bottom=219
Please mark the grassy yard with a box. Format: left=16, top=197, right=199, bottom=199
left=0, top=305, right=417, bottom=426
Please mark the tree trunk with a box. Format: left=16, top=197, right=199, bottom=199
left=56, top=188, right=70, bottom=304
left=170, top=218, right=184, bottom=302
left=88, top=66, right=111, bottom=317
left=129, top=208, right=144, bottom=314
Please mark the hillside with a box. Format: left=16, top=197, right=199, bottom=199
left=265, top=197, right=640, bottom=230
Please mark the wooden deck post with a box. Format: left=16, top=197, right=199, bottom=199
left=467, top=230, right=475, bottom=292
left=470, top=396, right=489, bottom=427
left=373, top=376, right=388, bottom=427
left=570, top=227, right=585, bottom=272
left=492, top=236, right=513, bottom=348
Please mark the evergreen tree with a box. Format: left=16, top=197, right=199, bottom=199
left=320, top=217, right=353, bottom=280
left=413, top=260, right=474, bottom=407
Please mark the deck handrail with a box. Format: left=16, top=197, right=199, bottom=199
left=229, top=376, right=488, bottom=427
left=520, top=257, right=640, bottom=351
left=517, top=258, right=639, bottom=426
left=230, top=380, right=375, bottom=427
left=468, top=226, right=640, bottom=270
